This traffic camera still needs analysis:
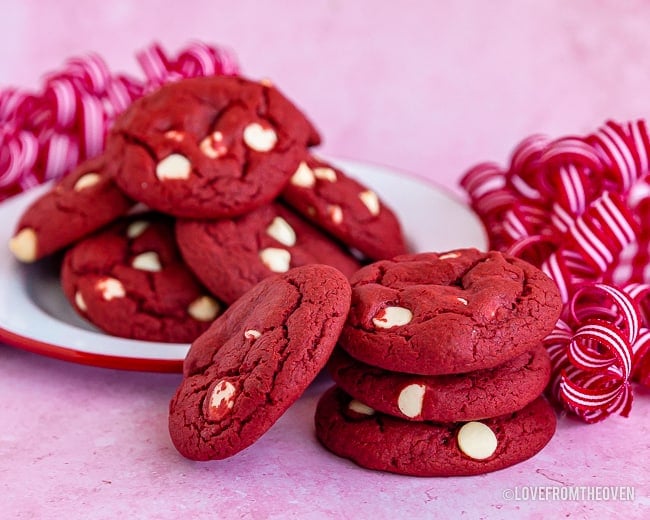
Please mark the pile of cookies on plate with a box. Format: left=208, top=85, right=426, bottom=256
left=8, top=75, right=406, bottom=342
left=8, top=75, right=561, bottom=477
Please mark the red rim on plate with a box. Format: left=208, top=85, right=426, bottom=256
left=0, top=326, right=184, bottom=372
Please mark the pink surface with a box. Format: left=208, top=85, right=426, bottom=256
left=1, top=1, right=650, bottom=518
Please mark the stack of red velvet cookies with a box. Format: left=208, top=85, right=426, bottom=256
left=8, top=75, right=407, bottom=343
left=314, top=249, right=562, bottom=476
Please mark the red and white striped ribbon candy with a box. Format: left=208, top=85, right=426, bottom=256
left=62, top=53, right=113, bottom=94
left=175, top=40, right=240, bottom=78
left=461, top=118, right=650, bottom=422
left=460, top=162, right=506, bottom=201
left=632, top=328, right=650, bottom=386
left=103, top=75, right=144, bottom=118
left=506, top=134, right=548, bottom=201
left=570, top=283, right=639, bottom=338
left=565, top=192, right=638, bottom=273
left=40, top=133, right=78, bottom=182
left=587, top=121, right=642, bottom=194
left=567, top=320, right=632, bottom=376
left=76, top=92, right=106, bottom=158
left=0, top=131, right=38, bottom=188
left=136, top=43, right=179, bottom=88
left=0, top=88, right=31, bottom=124
left=623, top=283, right=650, bottom=385
left=550, top=284, right=635, bottom=422
left=539, top=135, right=603, bottom=173
left=137, top=40, right=240, bottom=90
left=559, top=370, right=633, bottom=423
left=0, top=40, right=239, bottom=201
left=552, top=164, right=590, bottom=217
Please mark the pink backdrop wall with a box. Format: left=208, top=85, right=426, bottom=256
left=3, top=0, right=650, bottom=197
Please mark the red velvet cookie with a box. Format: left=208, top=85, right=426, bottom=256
left=168, top=265, right=352, bottom=461
left=338, top=249, right=562, bottom=375
left=8, top=154, right=133, bottom=262
left=327, top=343, right=551, bottom=422
left=315, top=386, right=556, bottom=477
left=176, top=203, right=360, bottom=304
left=107, top=75, right=320, bottom=219
left=61, top=213, right=223, bottom=342
left=281, top=155, right=408, bottom=260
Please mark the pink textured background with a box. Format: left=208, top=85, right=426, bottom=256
left=1, top=1, right=649, bottom=518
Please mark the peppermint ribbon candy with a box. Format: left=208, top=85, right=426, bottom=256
left=0, top=41, right=239, bottom=201
left=461, top=119, right=650, bottom=422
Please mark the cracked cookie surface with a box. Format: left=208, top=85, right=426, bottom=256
left=106, top=76, right=320, bottom=219
left=60, top=213, right=222, bottom=342
left=175, top=202, right=360, bottom=304
left=327, top=343, right=551, bottom=422
left=9, top=154, right=133, bottom=262
left=168, top=264, right=351, bottom=461
left=315, top=386, right=557, bottom=477
left=281, top=154, right=408, bottom=260
left=338, top=249, right=562, bottom=375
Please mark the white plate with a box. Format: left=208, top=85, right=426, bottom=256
left=0, top=159, right=487, bottom=371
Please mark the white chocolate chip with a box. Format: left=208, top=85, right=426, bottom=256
left=372, top=306, right=413, bottom=328
left=438, top=251, right=461, bottom=260
left=126, top=220, right=150, bottom=239
left=313, top=167, right=337, bottom=182
left=260, top=78, right=274, bottom=87
left=96, top=278, right=126, bottom=301
left=328, top=205, right=343, bottom=224
left=128, top=202, right=150, bottom=214
left=457, top=421, right=498, bottom=460
left=266, top=216, right=296, bottom=247
left=290, top=162, right=316, bottom=188
left=358, top=190, right=380, bottom=216
left=155, top=153, right=192, bottom=181
left=74, top=291, right=87, bottom=312
left=243, top=123, right=277, bottom=152
left=207, top=380, right=236, bottom=421
left=199, top=131, right=227, bottom=159
left=8, top=228, right=38, bottom=263
left=73, top=173, right=101, bottom=191
left=348, top=247, right=366, bottom=261
left=457, top=297, right=469, bottom=305
left=397, top=384, right=426, bottom=418
left=348, top=400, right=375, bottom=416
left=187, top=296, right=220, bottom=322
left=131, top=251, right=162, bottom=272
left=259, top=247, right=291, bottom=273
left=244, top=329, right=262, bottom=340
left=164, top=130, right=185, bottom=142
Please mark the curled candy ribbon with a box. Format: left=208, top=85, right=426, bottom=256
left=0, top=41, right=239, bottom=201
left=461, top=119, right=650, bottom=422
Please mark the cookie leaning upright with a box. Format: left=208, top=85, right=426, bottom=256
left=339, top=249, right=563, bottom=375
left=168, top=264, right=351, bottom=461
left=106, top=76, right=321, bottom=219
